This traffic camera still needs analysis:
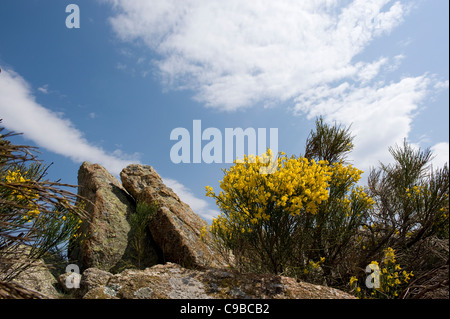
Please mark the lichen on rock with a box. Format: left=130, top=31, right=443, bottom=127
left=68, top=162, right=160, bottom=273
left=120, top=164, right=227, bottom=269
left=79, top=263, right=355, bottom=299
left=63, top=162, right=355, bottom=300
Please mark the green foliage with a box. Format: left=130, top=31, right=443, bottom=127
left=304, top=116, right=354, bottom=164
left=128, top=201, right=158, bottom=268
left=350, top=247, right=415, bottom=299
left=364, top=140, right=449, bottom=266
left=293, top=161, right=374, bottom=285
left=206, top=117, right=448, bottom=298
left=0, top=125, right=87, bottom=280
left=206, top=119, right=374, bottom=285
left=206, top=150, right=331, bottom=274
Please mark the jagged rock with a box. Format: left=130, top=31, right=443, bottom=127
left=69, top=162, right=160, bottom=272
left=66, top=163, right=355, bottom=300
left=58, top=272, right=81, bottom=294
left=58, top=267, right=113, bottom=298
left=0, top=246, right=59, bottom=298
left=79, top=263, right=355, bottom=299
left=120, top=164, right=226, bottom=269
left=11, top=260, right=59, bottom=298
left=79, top=267, right=113, bottom=296
left=0, top=259, right=59, bottom=298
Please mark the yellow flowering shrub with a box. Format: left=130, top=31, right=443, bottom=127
left=3, top=168, right=82, bottom=230
left=366, top=141, right=448, bottom=289
left=294, top=160, right=374, bottom=284
left=5, top=169, right=41, bottom=222
left=350, top=247, right=414, bottom=299
left=207, top=149, right=331, bottom=224
left=206, top=149, right=331, bottom=273
left=1, top=127, right=87, bottom=282
left=403, top=184, right=449, bottom=238
left=302, top=257, right=326, bottom=277
left=205, top=148, right=375, bottom=278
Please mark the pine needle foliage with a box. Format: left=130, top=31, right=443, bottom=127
left=0, top=123, right=89, bottom=282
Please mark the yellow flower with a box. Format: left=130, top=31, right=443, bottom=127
left=383, top=247, right=396, bottom=264
left=205, top=148, right=375, bottom=274
left=200, top=226, right=208, bottom=240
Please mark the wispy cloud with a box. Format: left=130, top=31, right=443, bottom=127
left=293, top=75, right=432, bottom=171
left=434, top=80, right=449, bottom=90
left=430, top=142, right=449, bottom=169
left=37, top=84, right=49, bottom=94
left=105, top=0, right=448, bottom=173
left=116, top=62, right=127, bottom=71
left=0, top=67, right=138, bottom=176
left=0, top=67, right=216, bottom=220
left=106, top=0, right=407, bottom=111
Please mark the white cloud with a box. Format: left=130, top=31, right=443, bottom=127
left=104, top=0, right=448, bottom=179
left=434, top=80, right=449, bottom=90
left=106, top=0, right=406, bottom=111
left=103, top=0, right=448, bottom=207
left=37, top=84, right=49, bottom=94
left=430, top=142, right=449, bottom=169
left=0, top=67, right=217, bottom=222
left=385, top=54, right=405, bottom=72
left=293, top=75, right=432, bottom=173
left=0, top=68, right=138, bottom=176
left=163, top=177, right=220, bottom=222
left=355, top=57, right=389, bottom=83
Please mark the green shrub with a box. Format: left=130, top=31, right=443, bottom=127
left=128, top=201, right=158, bottom=268
left=205, top=118, right=375, bottom=287
left=204, top=118, right=448, bottom=298
left=0, top=125, right=87, bottom=281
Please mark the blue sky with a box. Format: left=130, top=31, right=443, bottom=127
left=0, top=0, right=448, bottom=222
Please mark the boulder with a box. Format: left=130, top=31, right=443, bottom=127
left=120, top=164, right=226, bottom=269
left=69, top=162, right=160, bottom=272
left=0, top=246, right=60, bottom=298
left=58, top=267, right=113, bottom=298
left=10, top=259, right=60, bottom=298
left=0, top=259, right=59, bottom=298
left=79, top=263, right=355, bottom=299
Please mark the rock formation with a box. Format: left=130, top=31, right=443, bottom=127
left=59, top=162, right=354, bottom=300
left=68, top=162, right=160, bottom=272
left=72, top=262, right=355, bottom=299
left=0, top=257, right=59, bottom=298
left=0, top=245, right=61, bottom=298
left=120, top=164, right=226, bottom=268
